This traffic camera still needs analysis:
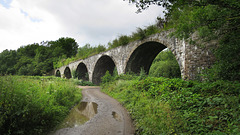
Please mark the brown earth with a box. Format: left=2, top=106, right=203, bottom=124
left=51, top=86, right=135, bottom=135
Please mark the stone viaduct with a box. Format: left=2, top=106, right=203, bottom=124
left=54, top=31, right=215, bottom=85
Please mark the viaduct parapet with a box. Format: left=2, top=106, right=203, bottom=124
left=55, top=31, right=215, bottom=84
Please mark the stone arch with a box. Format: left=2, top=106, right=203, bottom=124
left=64, top=67, right=72, bottom=79
left=92, top=55, right=116, bottom=85
left=76, top=62, right=89, bottom=81
left=56, top=70, right=61, bottom=77
left=125, top=41, right=181, bottom=77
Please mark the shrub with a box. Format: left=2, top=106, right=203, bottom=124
left=149, top=50, right=181, bottom=78
left=75, top=80, right=95, bottom=86
left=0, top=76, right=82, bottom=135
left=101, top=75, right=240, bottom=134
left=101, top=71, right=113, bottom=84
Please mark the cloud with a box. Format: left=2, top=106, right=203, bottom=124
left=0, top=0, right=12, bottom=8
left=0, top=0, right=164, bottom=52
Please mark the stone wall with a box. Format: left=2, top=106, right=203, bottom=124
left=55, top=31, right=215, bottom=83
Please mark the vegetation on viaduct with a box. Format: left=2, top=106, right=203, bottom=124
left=0, top=0, right=239, bottom=134
left=55, top=30, right=214, bottom=85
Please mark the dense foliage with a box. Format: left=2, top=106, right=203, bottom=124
left=128, top=0, right=240, bottom=81
left=0, top=76, right=82, bottom=135
left=1, top=0, right=239, bottom=82
left=108, top=25, right=161, bottom=49
left=1, top=1, right=239, bottom=135
left=149, top=49, right=181, bottom=78
left=54, top=43, right=107, bottom=68
left=54, top=25, right=161, bottom=68
left=0, top=37, right=78, bottom=76
left=53, top=24, right=162, bottom=68
left=0, top=24, right=161, bottom=75
left=101, top=74, right=240, bottom=134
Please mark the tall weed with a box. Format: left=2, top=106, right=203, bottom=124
left=101, top=75, right=240, bottom=134
left=0, top=76, right=82, bottom=135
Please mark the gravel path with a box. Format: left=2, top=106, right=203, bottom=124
left=51, top=86, right=135, bottom=135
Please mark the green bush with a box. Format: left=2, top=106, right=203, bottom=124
left=149, top=50, right=181, bottom=78
left=101, top=75, right=240, bottom=134
left=74, top=80, right=95, bottom=86
left=101, top=71, right=113, bottom=84
left=107, top=25, right=161, bottom=49
left=0, top=76, right=82, bottom=135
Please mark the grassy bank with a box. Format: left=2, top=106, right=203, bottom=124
left=0, top=76, right=82, bottom=135
left=101, top=75, right=240, bottom=134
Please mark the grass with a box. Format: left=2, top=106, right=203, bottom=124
left=101, top=74, right=240, bottom=134
left=0, top=76, right=82, bottom=135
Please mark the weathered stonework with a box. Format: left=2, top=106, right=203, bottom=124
left=55, top=31, right=215, bottom=84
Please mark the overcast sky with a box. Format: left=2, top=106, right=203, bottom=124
left=0, top=0, right=164, bottom=53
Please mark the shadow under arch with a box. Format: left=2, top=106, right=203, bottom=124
left=92, top=55, right=116, bottom=85
left=56, top=70, right=61, bottom=77
left=64, top=67, right=72, bottom=79
left=125, top=41, right=181, bottom=77
left=76, top=62, right=89, bottom=81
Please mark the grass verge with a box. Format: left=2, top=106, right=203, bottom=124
left=0, top=76, right=82, bottom=135
left=101, top=75, right=240, bottom=134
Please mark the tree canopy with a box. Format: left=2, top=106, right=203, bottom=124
left=128, top=0, right=240, bottom=81
left=0, top=37, right=78, bottom=76
left=128, top=0, right=239, bottom=39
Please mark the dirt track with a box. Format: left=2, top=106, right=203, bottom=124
left=52, top=86, right=135, bottom=135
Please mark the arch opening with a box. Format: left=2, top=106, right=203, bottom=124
left=56, top=70, right=61, bottom=77
left=92, top=55, right=116, bottom=85
left=125, top=41, right=181, bottom=78
left=76, top=63, right=89, bottom=81
left=149, top=49, right=181, bottom=78
left=64, top=67, right=72, bottom=79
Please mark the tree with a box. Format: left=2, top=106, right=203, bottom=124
left=126, top=0, right=170, bottom=13
left=0, top=37, right=78, bottom=76
left=128, top=0, right=240, bottom=81
left=49, top=37, right=78, bottom=58
left=14, top=44, right=39, bottom=75
left=128, top=0, right=239, bottom=39
left=0, top=50, right=17, bottom=75
left=33, top=46, right=52, bottom=75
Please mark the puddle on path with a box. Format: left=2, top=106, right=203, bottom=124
left=112, top=111, right=122, bottom=122
left=57, top=102, right=98, bottom=129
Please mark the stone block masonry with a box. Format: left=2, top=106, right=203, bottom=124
left=55, top=31, right=215, bottom=84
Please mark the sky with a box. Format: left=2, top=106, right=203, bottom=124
left=0, top=0, right=164, bottom=53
